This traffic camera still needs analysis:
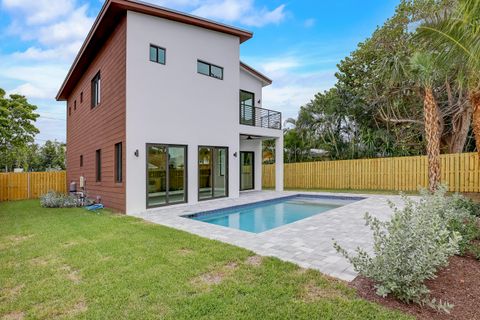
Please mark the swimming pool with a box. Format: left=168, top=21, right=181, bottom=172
left=183, top=195, right=363, bottom=233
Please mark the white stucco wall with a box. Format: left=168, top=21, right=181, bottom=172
left=125, top=11, right=241, bottom=214
left=239, top=68, right=262, bottom=106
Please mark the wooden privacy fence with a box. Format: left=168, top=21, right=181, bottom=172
left=263, top=152, right=480, bottom=193
left=0, top=171, right=67, bottom=201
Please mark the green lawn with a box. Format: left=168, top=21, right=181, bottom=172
left=0, top=201, right=411, bottom=319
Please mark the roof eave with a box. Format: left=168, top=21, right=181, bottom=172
left=240, top=61, right=272, bottom=87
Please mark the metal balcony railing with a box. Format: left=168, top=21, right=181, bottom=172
left=240, top=105, right=282, bottom=130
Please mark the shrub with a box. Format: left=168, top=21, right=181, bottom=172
left=40, top=191, right=81, bottom=208
left=450, top=196, right=480, bottom=217
left=334, top=186, right=462, bottom=311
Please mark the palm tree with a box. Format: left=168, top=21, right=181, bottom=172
left=417, top=0, right=480, bottom=155
left=411, top=52, right=442, bottom=191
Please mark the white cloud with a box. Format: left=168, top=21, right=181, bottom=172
left=261, top=58, right=299, bottom=73
left=36, top=5, right=93, bottom=46
left=2, top=0, right=75, bottom=25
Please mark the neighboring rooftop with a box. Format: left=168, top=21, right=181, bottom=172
left=56, top=0, right=256, bottom=100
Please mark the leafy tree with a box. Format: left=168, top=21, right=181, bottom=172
left=0, top=88, right=39, bottom=171
left=40, top=140, right=66, bottom=171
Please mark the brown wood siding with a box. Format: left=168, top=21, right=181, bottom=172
left=66, top=16, right=126, bottom=213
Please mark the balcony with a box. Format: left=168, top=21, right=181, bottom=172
left=240, top=105, right=282, bottom=130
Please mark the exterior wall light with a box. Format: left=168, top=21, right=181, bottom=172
left=134, top=149, right=139, bottom=157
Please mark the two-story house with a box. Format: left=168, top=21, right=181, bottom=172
left=56, top=0, right=284, bottom=214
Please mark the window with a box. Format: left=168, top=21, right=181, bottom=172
left=68, top=106, right=71, bottom=116
left=91, top=72, right=101, bottom=108
left=80, top=92, right=83, bottom=103
left=197, top=60, right=223, bottom=80
left=95, top=149, right=101, bottom=182
left=240, top=90, right=255, bottom=126
left=149, top=45, right=165, bottom=64
left=115, top=142, right=122, bottom=183
left=74, top=100, right=77, bottom=110
left=80, top=155, right=83, bottom=167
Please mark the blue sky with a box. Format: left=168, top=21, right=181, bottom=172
left=0, top=0, right=399, bottom=143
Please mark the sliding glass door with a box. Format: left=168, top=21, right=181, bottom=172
left=147, top=144, right=187, bottom=208
left=198, top=146, right=228, bottom=200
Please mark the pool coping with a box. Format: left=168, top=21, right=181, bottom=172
left=181, top=194, right=366, bottom=229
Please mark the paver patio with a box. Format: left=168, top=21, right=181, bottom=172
left=130, top=191, right=405, bottom=281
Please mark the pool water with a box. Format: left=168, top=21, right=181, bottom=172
left=187, top=195, right=360, bottom=233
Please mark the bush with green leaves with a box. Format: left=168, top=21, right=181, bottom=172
left=450, top=196, right=480, bottom=218
left=40, top=191, right=81, bottom=208
left=334, top=186, right=464, bottom=311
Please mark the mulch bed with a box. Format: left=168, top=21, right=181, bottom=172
left=351, top=255, right=480, bottom=320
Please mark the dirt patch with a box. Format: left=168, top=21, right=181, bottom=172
left=59, top=265, right=82, bottom=284
left=245, top=255, right=263, bottom=267
left=67, top=300, right=88, bottom=317
left=0, top=285, right=24, bottom=301
left=191, top=261, right=238, bottom=287
left=1, top=311, right=24, bottom=320
left=199, top=272, right=224, bottom=285
left=224, top=262, right=238, bottom=270
left=1, top=235, right=33, bottom=250
left=300, top=281, right=347, bottom=302
left=351, top=255, right=480, bottom=320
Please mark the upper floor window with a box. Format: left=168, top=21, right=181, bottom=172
left=91, top=72, right=101, bottom=108
left=80, top=91, right=83, bottom=103
left=149, top=45, right=165, bottom=64
left=74, top=100, right=77, bottom=110
left=197, top=60, right=223, bottom=80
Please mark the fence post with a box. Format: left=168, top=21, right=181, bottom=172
left=27, top=173, right=31, bottom=199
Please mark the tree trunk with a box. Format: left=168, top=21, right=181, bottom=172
left=446, top=105, right=473, bottom=153
left=470, top=90, right=480, bottom=156
left=424, top=87, right=441, bottom=191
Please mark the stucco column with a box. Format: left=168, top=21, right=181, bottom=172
left=275, top=135, right=284, bottom=191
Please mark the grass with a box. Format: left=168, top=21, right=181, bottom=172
left=0, top=200, right=412, bottom=319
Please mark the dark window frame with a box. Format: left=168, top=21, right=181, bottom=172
left=95, top=149, right=102, bottom=182
left=91, top=72, right=101, bottom=108
left=145, top=143, right=188, bottom=209
left=115, top=142, right=122, bottom=183
left=240, top=151, right=255, bottom=191
left=197, top=60, right=224, bottom=80
left=197, top=145, right=229, bottom=201
left=149, top=44, right=166, bottom=65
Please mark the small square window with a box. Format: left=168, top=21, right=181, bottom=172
left=149, top=45, right=165, bottom=64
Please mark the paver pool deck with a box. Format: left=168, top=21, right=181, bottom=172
left=130, top=191, right=406, bottom=281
